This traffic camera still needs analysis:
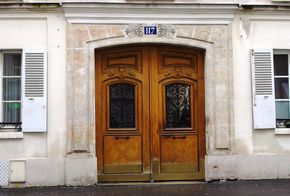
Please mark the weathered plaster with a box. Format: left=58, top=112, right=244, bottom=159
left=206, top=154, right=290, bottom=181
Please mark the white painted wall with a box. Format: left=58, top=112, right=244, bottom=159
left=233, top=12, right=290, bottom=155
left=0, top=12, right=66, bottom=160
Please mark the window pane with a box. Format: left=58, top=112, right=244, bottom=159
left=165, top=83, right=191, bottom=128
left=3, top=53, right=21, bottom=76
left=3, top=102, right=21, bottom=122
left=3, top=78, right=21, bottom=101
left=275, top=78, right=289, bottom=99
left=276, top=101, right=290, bottom=119
left=274, top=54, right=288, bottom=76
left=109, top=83, right=135, bottom=128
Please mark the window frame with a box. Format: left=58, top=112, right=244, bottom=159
left=109, top=82, right=136, bottom=129
left=0, top=50, right=22, bottom=131
left=273, top=49, right=290, bottom=128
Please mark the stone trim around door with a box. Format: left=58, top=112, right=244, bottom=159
left=66, top=24, right=234, bottom=159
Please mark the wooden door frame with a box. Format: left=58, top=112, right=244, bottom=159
left=94, top=42, right=207, bottom=182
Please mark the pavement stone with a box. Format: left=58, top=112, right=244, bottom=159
left=0, top=180, right=290, bottom=196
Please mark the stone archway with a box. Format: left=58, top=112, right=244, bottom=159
left=65, top=24, right=234, bottom=183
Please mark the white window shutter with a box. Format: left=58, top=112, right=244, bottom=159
left=251, top=49, right=276, bottom=129
left=22, top=49, right=47, bottom=132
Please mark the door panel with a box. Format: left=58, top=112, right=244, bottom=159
left=103, top=135, right=142, bottom=174
left=160, top=135, right=198, bottom=173
left=96, top=45, right=205, bottom=182
left=151, top=45, right=205, bottom=180
left=96, top=46, right=150, bottom=182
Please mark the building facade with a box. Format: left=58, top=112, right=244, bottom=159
left=1, top=0, right=290, bottom=187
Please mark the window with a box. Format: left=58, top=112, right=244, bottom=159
left=0, top=51, right=22, bottom=131
left=274, top=51, right=290, bottom=128
left=252, top=49, right=290, bottom=130
left=0, top=49, right=47, bottom=133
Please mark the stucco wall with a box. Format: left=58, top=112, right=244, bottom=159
left=232, top=12, right=290, bottom=155
left=0, top=11, right=67, bottom=186
left=205, top=9, right=290, bottom=181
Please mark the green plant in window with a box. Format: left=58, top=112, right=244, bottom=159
left=8, top=103, right=21, bottom=110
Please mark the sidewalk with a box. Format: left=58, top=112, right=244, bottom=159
left=0, top=180, right=290, bottom=196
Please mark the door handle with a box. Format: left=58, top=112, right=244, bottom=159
left=172, top=136, right=186, bottom=139
left=164, top=135, right=186, bottom=139
left=115, top=136, right=130, bottom=140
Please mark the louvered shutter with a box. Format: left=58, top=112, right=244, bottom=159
left=251, top=49, right=276, bottom=129
left=22, top=49, right=47, bottom=132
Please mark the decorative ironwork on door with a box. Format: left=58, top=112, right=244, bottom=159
left=109, top=83, right=135, bottom=128
left=165, top=83, right=191, bottom=128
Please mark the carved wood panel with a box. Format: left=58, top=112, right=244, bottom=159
left=158, top=47, right=198, bottom=73
left=100, top=47, right=143, bottom=73
left=160, top=135, right=198, bottom=173
left=104, top=135, right=142, bottom=174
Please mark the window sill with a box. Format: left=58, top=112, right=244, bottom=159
left=275, top=128, right=290, bottom=135
left=0, top=132, right=23, bottom=139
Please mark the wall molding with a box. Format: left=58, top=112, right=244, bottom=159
left=63, top=3, right=238, bottom=24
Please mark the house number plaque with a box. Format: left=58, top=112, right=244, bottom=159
left=125, top=24, right=176, bottom=38
left=144, top=26, right=157, bottom=35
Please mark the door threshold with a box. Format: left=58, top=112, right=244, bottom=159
left=98, top=181, right=206, bottom=186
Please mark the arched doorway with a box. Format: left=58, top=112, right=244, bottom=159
left=95, top=44, right=205, bottom=182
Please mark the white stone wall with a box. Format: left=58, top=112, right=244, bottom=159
left=0, top=11, right=67, bottom=186
left=233, top=12, right=290, bottom=155
left=206, top=9, right=290, bottom=181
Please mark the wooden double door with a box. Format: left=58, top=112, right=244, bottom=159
left=96, top=44, right=205, bottom=182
